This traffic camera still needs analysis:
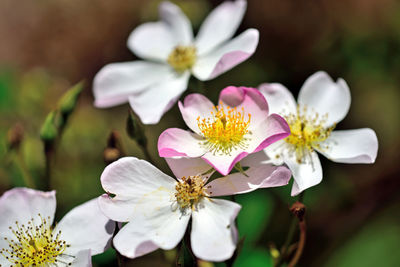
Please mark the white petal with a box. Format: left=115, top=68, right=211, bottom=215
left=55, top=198, right=114, bottom=256
left=192, top=29, right=259, bottom=81
left=158, top=128, right=207, bottom=158
left=191, top=198, right=241, bottom=262
left=113, top=208, right=190, bottom=258
left=93, top=61, right=171, bottom=108
left=195, top=0, right=247, bottom=55
left=159, top=1, right=193, bottom=45
left=298, top=71, right=351, bottom=127
left=113, top=222, right=159, bottom=259
left=317, top=128, right=378, bottom=163
left=165, top=157, right=214, bottom=180
left=127, top=21, right=176, bottom=61
left=70, top=249, right=92, bottom=267
left=284, top=151, right=323, bottom=196
left=258, top=83, right=297, bottom=116
left=127, top=2, right=193, bottom=61
left=0, top=188, right=56, bottom=234
left=263, top=140, right=286, bottom=165
left=128, top=71, right=190, bottom=124
left=205, top=152, right=291, bottom=196
left=99, top=157, right=176, bottom=222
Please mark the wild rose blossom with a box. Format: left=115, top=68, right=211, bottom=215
left=93, top=0, right=259, bottom=124
left=259, top=71, right=378, bottom=196
left=0, top=188, right=114, bottom=267
left=98, top=154, right=291, bottom=261
left=158, top=86, right=290, bottom=176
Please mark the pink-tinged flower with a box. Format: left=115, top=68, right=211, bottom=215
left=98, top=154, right=291, bottom=261
left=259, top=71, right=378, bottom=196
left=0, top=188, right=114, bottom=267
left=158, top=86, right=290, bottom=176
left=93, top=0, right=259, bottom=124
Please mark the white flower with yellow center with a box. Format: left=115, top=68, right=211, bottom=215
left=259, top=71, right=378, bottom=196
left=93, top=0, right=259, bottom=124
left=98, top=154, right=291, bottom=261
left=0, top=188, right=114, bottom=267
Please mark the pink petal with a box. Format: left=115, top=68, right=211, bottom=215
left=158, top=128, right=207, bottom=157
left=165, top=157, right=214, bottom=180
left=202, top=150, right=249, bottom=176
left=178, top=93, right=215, bottom=135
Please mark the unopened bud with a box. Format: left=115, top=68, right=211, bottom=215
left=40, top=111, right=58, bottom=142
left=104, top=148, right=121, bottom=164
left=104, top=131, right=124, bottom=164
left=58, top=81, right=84, bottom=116
left=7, top=123, right=24, bottom=150
left=290, top=201, right=306, bottom=221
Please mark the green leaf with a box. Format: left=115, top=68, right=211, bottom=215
left=234, top=248, right=273, bottom=267
left=236, top=190, right=274, bottom=244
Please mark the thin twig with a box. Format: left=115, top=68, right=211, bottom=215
left=288, top=219, right=306, bottom=267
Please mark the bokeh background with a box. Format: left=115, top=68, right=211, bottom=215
left=1, top=0, right=400, bottom=266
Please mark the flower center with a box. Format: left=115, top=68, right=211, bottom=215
left=175, top=176, right=205, bottom=210
left=167, top=45, right=197, bottom=73
left=284, top=105, right=335, bottom=163
left=0, top=214, right=71, bottom=266
left=197, top=102, right=251, bottom=155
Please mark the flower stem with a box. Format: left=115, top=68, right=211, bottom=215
left=288, top=219, right=306, bottom=267
left=14, top=150, right=35, bottom=188
left=274, top=192, right=305, bottom=267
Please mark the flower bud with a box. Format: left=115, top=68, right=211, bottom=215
left=58, top=81, right=84, bottom=116
left=40, top=111, right=58, bottom=142
left=7, top=123, right=24, bottom=150
left=126, top=111, right=147, bottom=147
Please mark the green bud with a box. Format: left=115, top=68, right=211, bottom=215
left=40, top=111, right=58, bottom=142
left=58, top=81, right=84, bottom=116
left=126, top=111, right=147, bottom=147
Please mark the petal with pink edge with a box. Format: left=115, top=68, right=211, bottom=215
left=178, top=93, right=215, bottom=134
left=249, top=114, right=291, bottom=153
left=158, top=128, right=207, bottom=158
left=195, top=0, right=247, bottom=55
left=93, top=61, right=171, bottom=108
left=128, top=71, right=190, bottom=124
left=220, top=86, right=269, bottom=127
left=317, top=128, right=378, bottom=164
left=298, top=71, right=351, bottom=127
left=55, top=198, right=114, bottom=256
left=192, top=29, right=259, bottom=81
left=191, top=198, right=241, bottom=262
left=258, top=83, right=297, bottom=116
left=0, top=188, right=56, bottom=235
left=205, top=152, right=291, bottom=196
left=202, top=150, right=248, bottom=176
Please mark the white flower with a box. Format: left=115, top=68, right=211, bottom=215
left=259, top=71, right=378, bottom=196
left=93, top=0, right=259, bottom=124
left=98, top=154, right=290, bottom=261
left=0, top=188, right=114, bottom=267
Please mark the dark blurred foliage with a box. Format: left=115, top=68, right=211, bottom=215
left=1, top=0, right=400, bottom=266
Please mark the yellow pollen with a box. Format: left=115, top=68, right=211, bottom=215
left=175, top=176, right=205, bottom=210
left=197, top=102, right=251, bottom=155
left=167, top=45, right=197, bottom=73
left=0, top=214, right=71, bottom=266
left=284, top=105, right=335, bottom=163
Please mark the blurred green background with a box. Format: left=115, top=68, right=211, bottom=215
left=1, top=0, right=399, bottom=266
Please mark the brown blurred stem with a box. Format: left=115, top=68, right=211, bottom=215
left=274, top=192, right=304, bottom=267
left=14, top=150, right=35, bottom=188
left=288, top=219, right=306, bottom=267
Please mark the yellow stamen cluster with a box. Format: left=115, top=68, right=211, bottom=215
left=284, top=105, right=335, bottom=163
left=167, top=45, right=197, bottom=73
left=0, top=214, right=70, bottom=266
left=175, top=176, right=205, bottom=210
left=197, top=103, right=251, bottom=155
